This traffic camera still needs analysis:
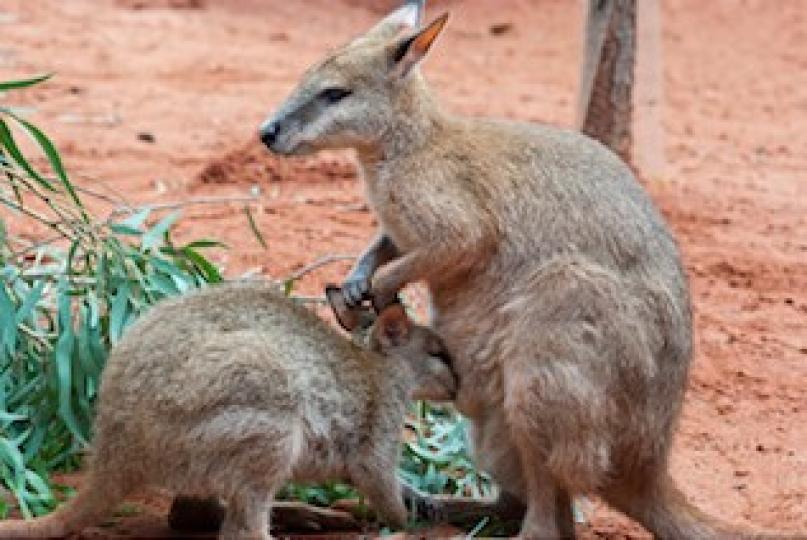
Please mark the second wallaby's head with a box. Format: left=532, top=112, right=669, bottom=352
left=325, top=286, right=456, bottom=402
left=259, top=1, right=448, bottom=156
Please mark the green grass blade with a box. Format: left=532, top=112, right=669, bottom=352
left=0, top=74, right=51, bottom=92
left=243, top=206, right=267, bottom=248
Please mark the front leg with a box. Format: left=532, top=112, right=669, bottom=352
left=370, top=241, right=483, bottom=311
left=343, top=232, right=399, bottom=307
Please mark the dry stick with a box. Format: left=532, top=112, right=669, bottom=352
left=2, top=169, right=98, bottom=244
left=291, top=295, right=329, bottom=305
left=106, top=194, right=261, bottom=221
left=74, top=182, right=133, bottom=209
left=73, top=171, right=133, bottom=203
left=271, top=502, right=360, bottom=532
left=283, top=254, right=355, bottom=283
left=0, top=194, right=73, bottom=237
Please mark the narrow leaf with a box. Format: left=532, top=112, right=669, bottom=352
left=141, top=211, right=180, bottom=252
left=243, top=206, right=267, bottom=248
left=0, top=118, right=54, bottom=191
left=0, top=74, right=51, bottom=92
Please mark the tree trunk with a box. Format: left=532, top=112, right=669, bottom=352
left=578, top=0, right=636, bottom=164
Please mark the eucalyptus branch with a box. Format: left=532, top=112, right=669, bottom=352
left=18, top=272, right=97, bottom=284
left=0, top=194, right=74, bottom=237
left=6, top=171, right=98, bottom=242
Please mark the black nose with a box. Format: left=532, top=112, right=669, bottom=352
left=259, top=122, right=279, bottom=148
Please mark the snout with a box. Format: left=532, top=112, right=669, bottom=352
left=259, top=121, right=280, bottom=150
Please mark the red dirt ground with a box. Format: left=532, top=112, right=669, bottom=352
left=1, top=0, right=805, bottom=538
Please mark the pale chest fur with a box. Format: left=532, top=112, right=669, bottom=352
left=360, top=161, right=444, bottom=253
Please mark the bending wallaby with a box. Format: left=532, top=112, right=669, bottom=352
left=258, top=2, right=768, bottom=538
left=0, top=281, right=455, bottom=540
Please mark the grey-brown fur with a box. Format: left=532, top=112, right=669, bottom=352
left=258, top=3, right=751, bottom=539
left=0, top=281, right=455, bottom=540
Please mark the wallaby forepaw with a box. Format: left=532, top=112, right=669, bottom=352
left=342, top=274, right=371, bottom=307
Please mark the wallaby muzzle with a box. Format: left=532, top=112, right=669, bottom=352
left=258, top=120, right=279, bottom=150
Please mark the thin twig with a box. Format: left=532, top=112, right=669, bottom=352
left=106, top=194, right=261, bottom=221
left=2, top=170, right=97, bottom=242
left=18, top=324, right=54, bottom=351
left=290, top=294, right=328, bottom=305
left=0, top=194, right=71, bottom=234
left=9, top=234, right=66, bottom=261
left=19, top=272, right=96, bottom=284
left=74, top=183, right=132, bottom=209
left=72, top=172, right=133, bottom=205
left=283, top=254, right=355, bottom=283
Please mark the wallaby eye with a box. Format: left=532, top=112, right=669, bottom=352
left=319, top=87, right=352, bottom=104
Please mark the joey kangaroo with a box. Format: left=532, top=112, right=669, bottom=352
left=257, top=2, right=770, bottom=538
left=0, top=281, right=455, bottom=540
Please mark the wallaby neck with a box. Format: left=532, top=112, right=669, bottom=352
left=357, top=72, right=446, bottom=167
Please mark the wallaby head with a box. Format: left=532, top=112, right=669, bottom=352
left=259, top=0, right=448, bottom=156
left=325, top=285, right=456, bottom=402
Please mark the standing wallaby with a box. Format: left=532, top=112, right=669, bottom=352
left=258, top=2, right=760, bottom=538
left=0, top=281, right=456, bottom=540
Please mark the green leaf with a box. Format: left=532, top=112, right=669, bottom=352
left=108, top=223, right=142, bottom=236
left=182, top=239, right=226, bottom=250
left=141, top=211, right=180, bottom=252
left=0, top=285, right=17, bottom=357
left=109, top=281, right=130, bottom=344
left=146, top=272, right=179, bottom=297
left=119, top=208, right=151, bottom=231
left=181, top=246, right=222, bottom=283
left=0, top=118, right=54, bottom=191
left=15, top=281, right=45, bottom=324
left=243, top=206, right=267, bottom=248
left=0, top=74, right=51, bottom=92
left=0, top=411, right=27, bottom=423
left=54, top=286, right=86, bottom=444
left=2, top=109, right=84, bottom=216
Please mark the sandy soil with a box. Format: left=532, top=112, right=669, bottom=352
left=1, top=0, right=805, bottom=537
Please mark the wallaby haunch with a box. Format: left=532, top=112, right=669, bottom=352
left=0, top=281, right=455, bottom=540
left=259, top=2, right=767, bottom=538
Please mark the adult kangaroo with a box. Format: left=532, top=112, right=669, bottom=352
left=259, top=2, right=761, bottom=538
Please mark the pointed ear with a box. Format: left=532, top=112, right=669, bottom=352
left=365, top=0, right=424, bottom=40
left=375, top=303, right=413, bottom=348
left=390, top=12, right=449, bottom=78
left=383, top=0, right=424, bottom=29
left=325, top=285, right=374, bottom=332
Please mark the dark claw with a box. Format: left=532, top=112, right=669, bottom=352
left=343, top=277, right=370, bottom=307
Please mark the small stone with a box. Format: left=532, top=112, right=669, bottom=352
left=489, top=22, right=513, bottom=36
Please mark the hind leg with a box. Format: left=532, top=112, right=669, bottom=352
left=509, top=438, right=564, bottom=539
left=220, top=490, right=272, bottom=540
left=349, top=446, right=407, bottom=530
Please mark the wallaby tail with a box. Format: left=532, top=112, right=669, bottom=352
left=0, top=469, right=126, bottom=539
left=608, top=471, right=801, bottom=540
